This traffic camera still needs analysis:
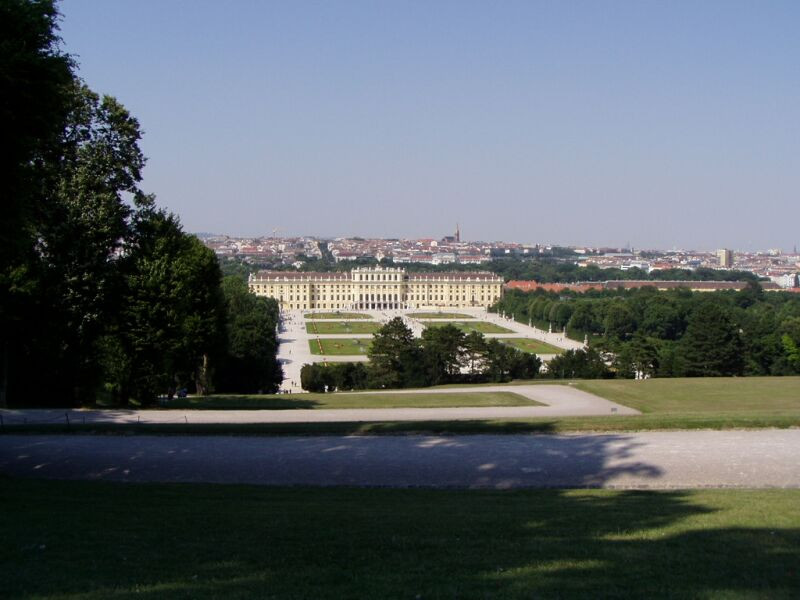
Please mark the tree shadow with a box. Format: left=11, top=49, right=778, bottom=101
left=2, top=477, right=797, bottom=598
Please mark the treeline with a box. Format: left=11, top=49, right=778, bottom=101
left=1, top=1, right=281, bottom=406
left=300, top=319, right=540, bottom=392
left=488, top=261, right=761, bottom=284
left=221, top=253, right=760, bottom=285
left=494, top=285, right=800, bottom=378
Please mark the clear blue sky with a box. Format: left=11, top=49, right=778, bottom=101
left=58, top=0, right=799, bottom=251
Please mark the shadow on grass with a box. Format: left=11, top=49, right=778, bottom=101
left=162, top=395, right=319, bottom=410
left=0, top=419, right=561, bottom=436
left=1, top=478, right=797, bottom=598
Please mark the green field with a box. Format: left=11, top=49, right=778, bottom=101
left=166, top=391, right=537, bottom=410
left=425, top=321, right=514, bottom=334
left=4, top=479, right=798, bottom=599
left=305, top=312, right=370, bottom=319
left=576, top=377, right=800, bottom=414
left=410, top=312, right=474, bottom=319
left=498, top=338, right=564, bottom=354
left=309, top=338, right=372, bottom=355
left=306, top=321, right=380, bottom=334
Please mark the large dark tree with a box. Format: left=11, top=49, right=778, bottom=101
left=680, top=302, right=744, bottom=377
left=367, top=317, right=423, bottom=388
left=23, top=83, right=153, bottom=403
left=420, top=324, right=466, bottom=385
left=216, top=276, right=282, bottom=393
left=0, top=0, right=72, bottom=405
left=116, top=212, right=226, bottom=404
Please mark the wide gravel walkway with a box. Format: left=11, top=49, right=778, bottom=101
left=2, top=430, right=798, bottom=489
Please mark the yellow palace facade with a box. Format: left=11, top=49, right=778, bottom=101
left=248, top=267, right=503, bottom=311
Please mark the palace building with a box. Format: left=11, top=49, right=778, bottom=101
left=248, top=267, right=503, bottom=311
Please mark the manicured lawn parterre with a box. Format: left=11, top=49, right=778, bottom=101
left=498, top=338, right=564, bottom=355
left=3, top=479, right=799, bottom=599
left=425, top=321, right=514, bottom=334
left=165, top=391, right=538, bottom=410
left=305, top=312, right=370, bottom=319
left=309, top=338, right=372, bottom=355
left=410, top=312, right=474, bottom=319
left=306, top=321, right=380, bottom=334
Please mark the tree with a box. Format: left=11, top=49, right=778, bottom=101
left=420, top=324, right=465, bottom=385
left=367, top=317, right=422, bottom=388
left=1, top=0, right=72, bottom=405
left=680, top=302, right=744, bottom=376
left=546, top=348, right=611, bottom=379
left=117, top=212, right=226, bottom=403
left=26, top=82, right=153, bottom=403
left=216, top=276, right=282, bottom=393
left=462, top=331, right=488, bottom=376
left=614, top=335, right=660, bottom=378
left=300, top=364, right=327, bottom=393
left=603, top=302, right=636, bottom=342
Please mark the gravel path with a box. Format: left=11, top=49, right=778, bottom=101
left=2, top=430, right=799, bottom=489
left=0, top=385, right=636, bottom=425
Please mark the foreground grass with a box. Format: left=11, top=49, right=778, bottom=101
left=163, top=391, right=537, bottom=410
left=308, top=338, right=372, bottom=355
left=306, top=321, right=380, bottom=334
left=498, top=337, right=564, bottom=354
left=2, top=479, right=798, bottom=599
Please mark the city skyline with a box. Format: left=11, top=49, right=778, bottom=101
left=59, top=1, right=800, bottom=250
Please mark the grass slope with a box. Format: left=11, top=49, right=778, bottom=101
left=306, top=321, right=380, bottom=334
left=3, top=480, right=798, bottom=599
left=576, top=377, right=800, bottom=414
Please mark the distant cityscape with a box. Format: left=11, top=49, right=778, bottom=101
left=198, top=228, right=800, bottom=290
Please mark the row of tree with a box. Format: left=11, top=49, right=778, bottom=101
left=494, top=284, right=800, bottom=377
left=223, top=252, right=761, bottom=285
left=300, top=319, right=541, bottom=392
left=1, top=0, right=282, bottom=406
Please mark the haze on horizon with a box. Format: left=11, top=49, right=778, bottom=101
left=59, top=1, right=799, bottom=252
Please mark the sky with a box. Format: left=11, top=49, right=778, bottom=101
left=58, top=0, right=799, bottom=251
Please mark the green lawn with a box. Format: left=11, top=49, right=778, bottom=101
left=410, top=312, right=474, bottom=319
left=165, top=391, right=537, bottom=410
left=309, top=338, right=372, bottom=355
left=425, top=321, right=514, bottom=334
left=498, top=337, right=564, bottom=354
left=306, top=321, right=380, bottom=334
left=576, top=376, right=800, bottom=414
left=3, top=479, right=798, bottom=599
left=305, top=312, right=370, bottom=319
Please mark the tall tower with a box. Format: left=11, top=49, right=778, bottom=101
left=717, top=248, right=733, bottom=268
left=455, top=223, right=460, bottom=243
